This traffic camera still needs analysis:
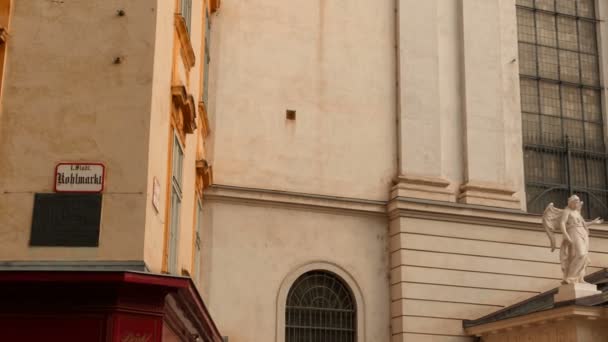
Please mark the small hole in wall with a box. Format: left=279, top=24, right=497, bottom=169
left=286, top=110, right=296, bottom=120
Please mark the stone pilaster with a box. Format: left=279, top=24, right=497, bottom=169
left=459, top=0, right=524, bottom=210
left=395, top=0, right=458, bottom=203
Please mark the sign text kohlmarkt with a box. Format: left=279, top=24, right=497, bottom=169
left=54, top=163, right=105, bottom=193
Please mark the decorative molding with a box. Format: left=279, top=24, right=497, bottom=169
left=0, top=27, right=7, bottom=44
left=394, top=174, right=450, bottom=188
left=198, top=101, right=211, bottom=137
left=196, top=159, right=213, bottom=191
left=0, top=260, right=148, bottom=271
left=203, top=184, right=387, bottom=217
left=388, top=197, right=608, bottom=238
left=392, top=174, right=456, bottom=202
left=174, top=14, right=196, bottom=69
left=465, top=305, right=606, bottom=337
left=209, top=0, right=221, bottom=13
left=458, top=181, right=521, bottom=209
left=172, top=85, right=197, bottom=135
left=459, top=182, right=517, bottom=196
left=204, top=185, right=608, bottom=237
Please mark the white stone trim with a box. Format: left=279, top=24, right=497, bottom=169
left=275, top=261, right=366, bottom=342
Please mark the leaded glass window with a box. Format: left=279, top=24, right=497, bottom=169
left=286, top=271, right=356, bottom=342
left=517, top=0, right=607, bottom=217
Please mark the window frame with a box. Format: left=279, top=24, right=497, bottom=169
left=517, top=0, right=608, bottom=217
left=180, top=0, right=193, bottom=35
left=192, top=197, right=203, bottom=284
left=202, top=8, right=211, bottom=105
left=168, top=132, right=185, bottom=275
left=275, top=263, right=365, bottom=342
left=285, top=271, right=357, bottom=342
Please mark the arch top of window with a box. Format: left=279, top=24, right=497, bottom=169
left=285, top=270, right=357, bottom=342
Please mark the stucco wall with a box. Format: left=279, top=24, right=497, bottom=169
left=201, top=200, right=390, bottom=342
left=390, top=215, right=608, bottom=341
left=208, top=0, right=397, bottom=201
left=0, top=0, right=157, bottom=261
left=144, top=0, right=210, bottom=275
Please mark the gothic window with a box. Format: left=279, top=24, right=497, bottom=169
left=517, top=0, right=607, bottom=217
left=285, top=271, right=356, bottom=342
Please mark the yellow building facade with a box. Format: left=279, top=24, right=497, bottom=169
left=0, top=0, right=224, bottom=340
left=0, top=0, right=218, bottom=279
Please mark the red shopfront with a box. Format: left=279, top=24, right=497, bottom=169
left=0, top=271, right=223, bottom=342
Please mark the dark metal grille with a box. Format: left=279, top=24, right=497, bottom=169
left=286, top=271, right=356, bottom=342
left=517, top=0, right=608, bottom=217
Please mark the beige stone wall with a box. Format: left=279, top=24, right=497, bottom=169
left=200, top=197, right=391, bottom=342
left=395, top=0, right=524, bottom=209
left=389, top=206, right=608, bottom=341
left=207, top=0, right=397, bottom=201
left=144, top=0, right=212, bottom=277
left=0, top=0, right=212, bottom=285
left=204, top=0, right=608, bottom=341
left=0, top=0, right=157, bottom=261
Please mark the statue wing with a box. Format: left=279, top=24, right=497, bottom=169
left=542, top=203, right=562, bottom=252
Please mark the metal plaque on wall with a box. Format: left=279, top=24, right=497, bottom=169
left=30, top=193, right=102, bottom=247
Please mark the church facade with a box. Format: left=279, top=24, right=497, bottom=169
left=1, top=0, right=608, bottom=341
left=202, top=0, right=608, bottom=341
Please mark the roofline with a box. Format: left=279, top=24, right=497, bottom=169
left=464, top=268, right=608, bottom=328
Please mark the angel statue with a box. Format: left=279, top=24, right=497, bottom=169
left=543, top=195, right=603, bottom=284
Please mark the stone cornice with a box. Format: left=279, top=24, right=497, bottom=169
left=203, top=185, right=608, bottom=237
left=388, top=196, right=608, bottom=238
left=465, top=305, right=607, bottom=337
left=392, top=197, right=608, bottom=238
left=203, top=184, right=387, bottom=216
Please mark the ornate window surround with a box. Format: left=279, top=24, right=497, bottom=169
left=175, top=13, right=196, bottom=70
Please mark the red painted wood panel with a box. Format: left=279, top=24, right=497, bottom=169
left=0, top=316, right=105, bottom=342
left=162, top=323, right=181, bottom=342
left=111, top=313, right=163, bottom=342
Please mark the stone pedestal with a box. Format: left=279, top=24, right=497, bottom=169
left=554, top=283, right=602, bottom=303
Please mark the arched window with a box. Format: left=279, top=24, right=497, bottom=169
left=285, top=271, right=356, bottom=342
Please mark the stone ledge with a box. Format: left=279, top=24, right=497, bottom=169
left=458, top=181, right=521, bottom=210
left=388, top=197, right=608, bottom=238
left=205, top=185, right=608, bottom=237
left=204, top=184, right=386, bottom=216
left=465, top=305, right=606, bottom=337
left=554, top=283, right=602, bottom=303
left=392, top=174, right=456, bottom=203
